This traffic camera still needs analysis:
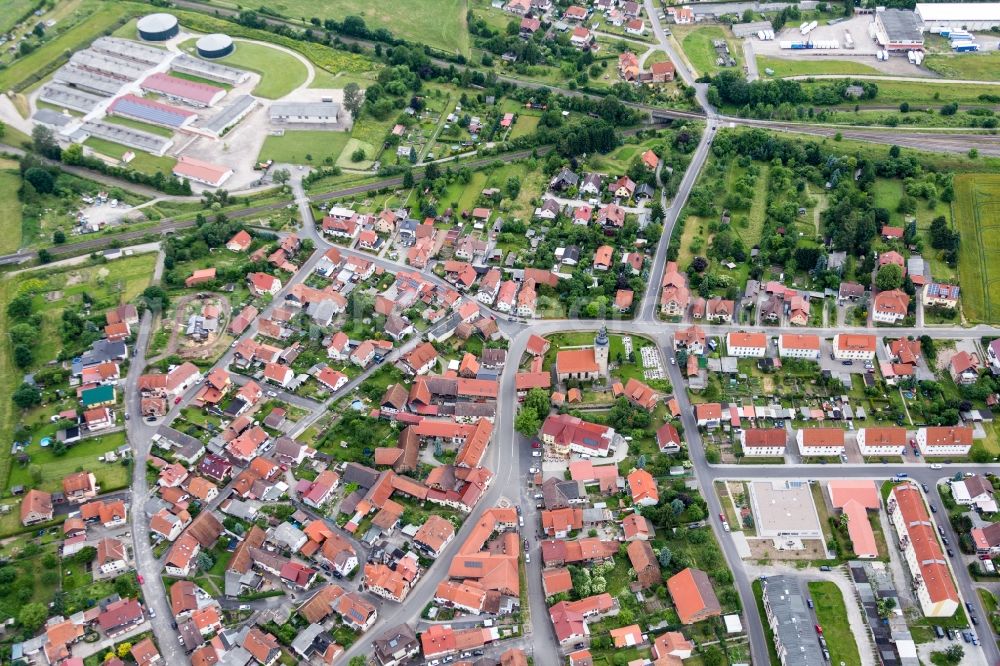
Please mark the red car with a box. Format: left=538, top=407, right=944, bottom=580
left=174, top=397, right=182, bottom=405
left=137, top=574, right=144, bottom=585
left=531, top=442, right=541, bottom=449
left=815, top=625, right=823, bottom=635
left=719, top=513, right=726, bottom=523
left=980, top=554, right=993, bottom=561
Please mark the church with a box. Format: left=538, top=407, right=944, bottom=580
left=554, top=328, right=610, bottom=382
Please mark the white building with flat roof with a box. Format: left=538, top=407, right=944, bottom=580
left=748, top=480, right=823, bottom=540
left=916, top=3, right=1000, bottom=31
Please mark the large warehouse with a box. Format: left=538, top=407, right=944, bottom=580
left=137, top=13, right=179, bottom=41
left=916, top=3, right=1000, bottom=31
left=874, top=8, right=925, bottom=51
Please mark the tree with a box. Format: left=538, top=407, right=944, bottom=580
left=349, top=658, right=367, bottom=666
left=12, top=383, right=41, bottom=409
left=31, top=125, right=61, bottom=160
left=116, top=643, right=133, bottom=659
left=658, top=547, right=672, bottom=567
left=6, top=293, right=33, bottom=320
left=351, top=148, right=366, bottom=162
left=875, top=263, right=903, bottom=291
left=18, top=603, right=47, bottom=632
left=343, top=83, right=363, bottom=120
left=13, top=344, right=33, bottom=368
left=24, top=167, right=54, bottom=194
left=523, top=387, right=550, bottom=421
left=142, top=285, right=170, bottom=313
left=272, top=169, right=291, bottom=185
left=37, top=249, right=51, bottom=264
left=52, top=229, right=65, bottom=244
left=515, top=407, right=541, bottom=437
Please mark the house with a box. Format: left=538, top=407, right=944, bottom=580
left=726, top=331, right=767, bottom=358
left=542, top=508, right=583, bottom=538
left=879, top=250, right=906, bottom=271
left=263, top=362, right=294, bottom=388
left=185, top=268, right=216, bottom=288
left=620, top=378, right=657, bottom=411
left=778, top=334, right=820, bottom=360
left=653, top=632, right=694, bottom=661
left=674, top=325, right=705, bottom=355
left=63, top=471, right=98, bottom=504
left=882, top=225, right=904, bottom=240
left=403, top=342, right=439, bottom=376
left=477, top=269, right=502, bottom=304
left=660, top=262, right=690, bottom=316
left=950, top=474, right=997, bottom=512
left=611, top=176, right=636, bottom=199
left=833, top=334, right=876, bottom=361
left=924, top=282, right=960, bottom=309
left=656, top=423, right=681, bottom=454
left=667, top=568, right=721, bottom=624
left=694, top=403, right=723, bottom=429
left=98, top=598, right=145, bottom=637
left=570, top=26, right=593, bottom=47
left=248, top=272, right=282, bottom=296
left=916, top=426, right=973, bottom=456
left=650, top=61, right=676, bottom=82
left=625, top=18, right=645, bottom=34
left=593, top=245, right=613, bottom=271
left=227, top=230, right=253, bottom=252
left=316, top=367, right=348, bottom=393
left=535, top=198, right=561, bottom=221
left=627, top=469, right=658, bottom=506
left=615, top=289, right=634, bottom=312
left=84, top=407, right=115, bottom=431
left=838, top=282, right=866, bottom=302
left=373, top=624, right=420, bottom=666
left=705, top=297, right=735, bottom=323
left=618, top=51, right=640, bottom=81
left=827, top=480, right=880, bottom=559
left=165, top=533, right=201, bottom=576
left=796, top=428, right=846, bottom=457
left=741, top=428, right=786, bottom=457
left=413, top=515, right=455, bottom=558
left=20, top=489, right=53, bottom=525
left=335, top=592, right=378, bottom=631
left=97, top=537, right=129, bottom=575
left=873, top=289, right=910, bottom=324
left=628, top=540, right=662, bottom=590
left=950, top=351, right=980, bottom=385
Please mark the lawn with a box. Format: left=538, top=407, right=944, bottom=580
left=925, top=51, right=1000, bottom=81
left=0, top=0, right=38, bottom=35
left=756, top=55, right=883, bottom=78
left=953, top=173, right=1000, bottom=323
left=808, top=581, right=861, bottom=666
left=219, top=0, right=471, bottom=57
left=676, top=26, right=742, bottom=77
left=259, top=130, right=351, bottom=165
left=82, top=137, right=178, bottom=176
left=104, top=115, right=174, bottom=138
left=802, top=79, right=1000, bottom=107
left=0, top=170, right=23, bottom=254
left=335, top=138, right=377, bottom=169
left=213, top=40, right=308, bottom=99
left=8, top=432, right=130, bottom=493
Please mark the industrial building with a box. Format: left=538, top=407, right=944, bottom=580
left=874, top=9, right=925, bottom=51
left=200, top=94, right=258, bottom=136
left=53, top=65, right=123, bottom=96
left=173, top=156, right=234, bottom=187
left=269, top=101, right=341, bottom=125
left=141, top=73, right=226, bottom=107
left=761, top=576, right=826, bottom=665
left=70, top=51, right=149, bottom=82
left=91, top=36, right=167, bottom=66
left=38, top=84, right=105, bottom=113
left=108, top=94, right=197, bottom=129
left=137, top=13, right=180, bottom=41
left=172, top=54, right=250, bottom=86
left=196, top=33, right=235, bottom=59
left=32, top=109, right=72, bottom=130
left=916, top=3, right=1000, bottom=31
left=74, top=121, right=174, bottom=156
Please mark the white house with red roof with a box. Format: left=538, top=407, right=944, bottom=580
left=263, top=363, right=294, bottom=388
left=248, top=272, right=282, bottom=296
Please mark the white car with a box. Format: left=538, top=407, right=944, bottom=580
left=930, top=463, right=943, bottom=469
left=532, top=451, right=541, bottom=457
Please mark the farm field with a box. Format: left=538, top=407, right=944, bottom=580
left=675, top=26, right=743, bottom=77
left=210, top=0, right=470, bottom=57
left=808, top=582, right=862, bottom=666
left=0, top=2, right=136, bottom=92
left=954, top=173, right=1000, bottom=323
left=925, top=51, right=1000, bottom=81
left=756, top=55, right=883, bottom=78
left=0, top=0, right=39, bottom=35
left=82, top=137, right=178, bottom=177
left=259, top=130, right=352, bottom=165
left=0, top=171, right=23, bottom=254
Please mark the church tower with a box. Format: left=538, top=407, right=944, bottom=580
left=594, top=326, right=609, bottom=377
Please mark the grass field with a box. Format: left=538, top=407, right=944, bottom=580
left=954, top=173, right=1000, bottom=323
left=925, top=52, right=1000, bottom=81
left=335, top=138, right=377, bottom=169
left=799, top=79, right=1000, bottom=107
left=103, top=115, right=174, bottom=138
left=0, top=2, right=134, bottom=92
left=219, top=0, right=471, bottom=56
left=808, top=581, right=862, bottom=666
left=0, top=171, right=23, bottom=254
left=8, top=432, right=129, bottom=493
left=757, top=55, right=883, bottom=78
left=0, top=0, right=38, bottom=35
left=259, top=130, right=351, bottom=165
left=213, top=41, right=307, bottom=98
left=677, top=26, right=743, bottom=77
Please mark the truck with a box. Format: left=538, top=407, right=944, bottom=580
left=954, top=42, right=980, bottom=52
left=254, top=159, right=274, bottom=171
